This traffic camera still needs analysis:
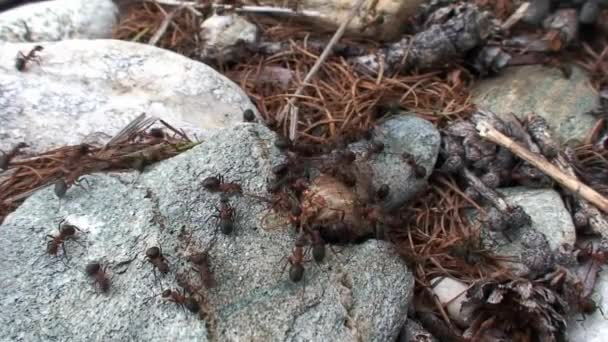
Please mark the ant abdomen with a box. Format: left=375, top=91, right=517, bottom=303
left=289, top=264, right=304, bottom=282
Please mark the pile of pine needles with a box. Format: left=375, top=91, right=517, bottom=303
left=0, top=115, right=196, bottom=223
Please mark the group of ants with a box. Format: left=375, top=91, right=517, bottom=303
left=10, top=43, right=429, bottom=318
left=39, top=108, right=431, bottom=318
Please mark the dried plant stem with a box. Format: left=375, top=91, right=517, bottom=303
left=501, top=2, right=529, bottom=30
left=281, top=0, right=367, bottom=141
left=149, top=4, right=185, bottom=45
left=476, top=120, right=608, bottom=213
left=143, top=0, right=324, bottom=19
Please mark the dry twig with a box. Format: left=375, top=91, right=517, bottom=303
left=476, top=120, right=608, bottom=213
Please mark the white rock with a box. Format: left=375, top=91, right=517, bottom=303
left=430, top=277, right=471, bottom=327
left=0, top=0, right=118, bottom=42
left=259, top=0, right=425, bottom=41
left=567, top=265, right=608, bottom=341
left=199, top=14, right=259, bottom=63
left=0, top=39, right=258, bottom=152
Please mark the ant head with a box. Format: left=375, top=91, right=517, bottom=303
left=376, top=184, right=390, bottom=200
left=85, top=262, right=101, bottom=275
left=161, top=289, right=172, bottom=298
left=202, top=176, right=221, bottom=190
left=371, top=140, right=384, bottom=152
left=146, top=247, right=161, bottom=258
left=341, top=150, right=356, bottom=164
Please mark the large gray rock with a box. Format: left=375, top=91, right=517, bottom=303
left=472, top=65, right=597, bottom=142
left=0, top=39, right=258, bottom=153
left=480, top=187, right=576, bottom=276
left=0, top=0, right=117, bottom=42
left=567, top=263, right=608, bottom=342
left=0, top=124, right=413, bottom=341
left=351, top=114, right=441, bottom=211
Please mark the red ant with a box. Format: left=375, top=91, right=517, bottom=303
left=145, top=246, right=169, bottom=274
left=46, top=220, right=82, bottom=257
left=283, top=233, right=307, bottom=283
left=402, top=152, right=426, bottom=178
left=15, top=45, right=43, bottom=71
left=54, top=177, right=90, bottom=198
left=202, top=174, right=242, bottom=194
left=210, top=195, right=235, bottom=235
left=85, top=262, right=110, bottom=293
left=188, top=252, right=216, bottom=289
left=161, top=288, right=200, bottom=313
left=308, top=227, right=326, bottom=263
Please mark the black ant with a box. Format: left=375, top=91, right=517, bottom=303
left=85, top=262, right=110, bottom=293
left=188, top=252, right=216, bottom=289
left=161, top=288, right=200, bottom=313
left=211, top=195, right=235, bottom=235
left=202, top=174, right=242, bottom=194
left=15, top=45, right=43, bottom=71
left=46, top=220, right=81, bottom=257
left=402, top=152, right=426, bottom=178
left=145, top=246, right=169, bottom=274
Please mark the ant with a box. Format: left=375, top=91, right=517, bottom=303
left=364, top=140, right=384, bottom=159
left=15, top=45, right=43, bottom=71
left=308, top=225, right=326, bottom=263
left=145, top=246, right=169, bottom=274
left=161, top=288, right=200, bottom=313
left=202, top=174, right=242, bottom=194
left=0, top=142, right=27, bottom=171
left=243, top=109, right=255, bottom=122
left=46, top=220, right=81, bottom=257
left=376, top=184, right=390, bottom=201
left=188, top=252, right=217, bottom=289
left=285, top=233, right=307, bottom=282
left=211, top=195, right=235, bottom=235
left=85, top=262, right=110, bottom=293
left=54, top=177, right=89, bottom=198
left=401, top=152, right=426, bottom=178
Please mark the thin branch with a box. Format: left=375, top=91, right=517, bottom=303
left=149, top=4, right=185, bottom=45
left=280, top=0, right=367, bottom=141
left=143, top=0, right=324, bottom=19
left=476, top=120, right=608, bottom=213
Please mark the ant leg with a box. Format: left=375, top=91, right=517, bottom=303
left=599, top=307, right=607, bottom=320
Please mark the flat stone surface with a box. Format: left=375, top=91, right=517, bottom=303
left=0, top=39, right=258, bottom=153
left=0, top=0, right=117, bottom=42
left=472, top=65, right=597, bottom=142
left=567, top=264, right=608, bottom=342
left=0, top=124, right=413, bottom=341
left=480, top=187, right=577, bottom=276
